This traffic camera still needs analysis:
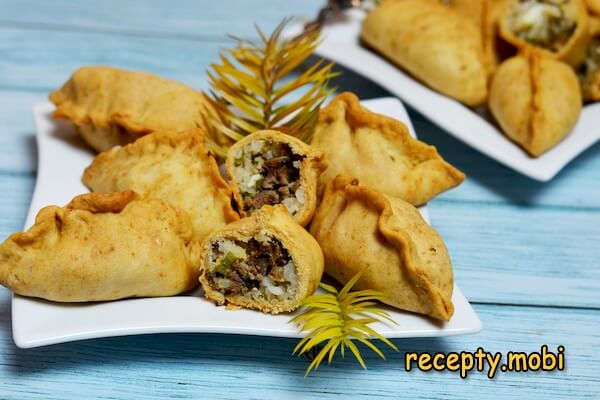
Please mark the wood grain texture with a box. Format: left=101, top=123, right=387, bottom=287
left=413, top=115, right=600, bottom=209
left=0, top=289, right=597, bottom=399
left=0, top=170, right=597, bottom=308
left=0, top=53, right=598, bottom=307
left=430, top=200, right=600, bottom=307
left=2, top=82, right=600, bottom=210
left=0, top=0, right=597, bottom=208
left=0, top=27, right=598, bottom=209
left=0, top=90, right=43, bottom=173
left=0, top=174, right=34, bottom=238
left=0, top=2, right=597, bottom=290
left=0, top=27, right=221, bottom=92
left=0, top=0, right=322, bottom=40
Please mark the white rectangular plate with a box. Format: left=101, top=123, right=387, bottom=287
left=12, top=98, right=482, bottom=348
left=289, top=10, right=600, bottom=181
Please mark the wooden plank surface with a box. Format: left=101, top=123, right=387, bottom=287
left=0, top=90, right=43, bottom=174
left=0, top=288, right=597, bottom=399
left=0, top=174, right=34, bottom=237
left=0, top=27, right=599, bottom=209
left=431, top=200, right=600, bottom=307
left=1, top=83, right=598, bottom=307
left=2, top=81, right=600, bottom=210
left=0, top=0, right=322, bottom=39
left=0, top=168, right=598, bottom=308
left=0, top=0, right=598, bottom=398
left=0, top=27, right=221, bottom=92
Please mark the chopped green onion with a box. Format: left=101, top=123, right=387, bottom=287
left=254, top=177, right=264, bottom=191
left=212, top=252, right=237, bottom=274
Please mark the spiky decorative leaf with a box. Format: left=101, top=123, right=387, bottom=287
left=290, top=269, right=398, bottom=376
left=204, top=19, right=339, bottom=158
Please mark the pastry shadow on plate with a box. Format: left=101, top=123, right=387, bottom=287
left=421, top=121, right=600, bottom=206
left=0, top=290, right=12, bottom=340
left=5, top=318, right=452, bottom=381
left=2, top=286, right=451, bottom=376
left=44, top=112, right=91, bottom=153
left=355, top=80, right=600, bottom=205
left=416, top=123, right=549, bottom=206
left=22, top=134, right=38, bottom=172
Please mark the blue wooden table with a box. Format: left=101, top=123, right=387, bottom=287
left=0, top=1, right=599, bottom=398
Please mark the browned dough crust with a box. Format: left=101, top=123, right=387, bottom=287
left=311, top=92, right=465, bottom=206
left=199, top=206, right=324, bottom=314
left=310, top=176, right=455, bottom=321
left=0, top=191, right=201, bottom=302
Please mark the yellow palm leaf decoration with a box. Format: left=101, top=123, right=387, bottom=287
left=205, top=19, right=339, bottom=158
left=290, top=269, right=399, bottom=376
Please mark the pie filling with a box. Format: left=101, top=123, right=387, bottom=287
left=232, top=140, right=306, bottom=216
left=579, top=36, right=600, bottom=83
left=509, top=0, right=576, bottom=51
left=206, top=234, right=298, bottom=302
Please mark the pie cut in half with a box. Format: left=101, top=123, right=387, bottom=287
left=199, top=205, right=324, bottom=314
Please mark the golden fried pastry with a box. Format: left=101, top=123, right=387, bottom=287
left=580, top=16, right=600, bottom=101
left=489, top=51, right=582, bottom=156
left=310, top=176, right=454, bottom=321
left=0, top=192, right=200, bottom=302
left=225, top=130, right=325, bottom=226
left=499, top=0, right=590, bottom=66
left=586, top=0, right=600, bottom=15
left=311, top=93, right=464, bottom=206
left=362, top=0, right=488, bottom=106
left=50, top=66, right=217, bottom=152
left=199, top=205, right=324, bottom=314
left=83, top=129, right=239, bottom=243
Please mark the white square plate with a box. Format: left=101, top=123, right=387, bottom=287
left=12, top=98, right=482, bottom=348
left=289, top=10, right=600, bottom=181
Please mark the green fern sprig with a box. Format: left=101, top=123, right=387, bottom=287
left=205, top=19, right=339, bottom=158
left=290, top=270, right=399, bottom=376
